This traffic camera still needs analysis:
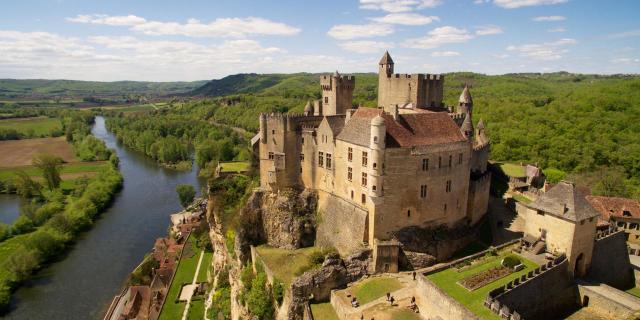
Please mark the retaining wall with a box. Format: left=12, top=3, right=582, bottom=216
left=413, top=275, right=481, bottom=320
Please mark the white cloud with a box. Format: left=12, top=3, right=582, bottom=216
left=359, top=0, right=418, bottom=13
left=548, top=27, right=566, bottom=33
left=431, top=51, right=460, bottom=57
left=507, top=38, right=576, bottom=60
left=474, top=0, right=490, bottom=4
left=402, top=26, right=473, bottom=49
left=66, top=14, right=301, bottom=38
left=476, top=25, right=503, bottom=36
left=418, top=0, right=443, bottom=8
left=610, top=58, right=640, bottom=64
left=493, top=0, right=567, bottom=9
left=492, top=53, right=510, bottom=59
left=327, top=23, right=394, bottom=40
left=532, top=15, right=566, bottom=22
left=339, top=41, right=394, bottom=53
left=369, top=13, right=439, bottom=25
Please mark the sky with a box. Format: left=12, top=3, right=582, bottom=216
left=0, top=0, right=639, bottom=81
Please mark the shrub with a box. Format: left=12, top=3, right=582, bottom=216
left=208, top=287, right=231, bottom=320
left=176, top=184, right=196, bottom=209
left=0, top=285, right=10, bottom=313
left=0, top=223, right=10, bottom=241
left=246, top=272, right=274, bottom=319
left=501, top=255, right=521, bottom=269
left=12, top=215, right=35, bottom=235
left=272, top=278, right=285, bottom=306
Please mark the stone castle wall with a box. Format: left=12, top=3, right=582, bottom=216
left=378, top=73, right=444, bottom=110
left=467, top=172, right=491, bottom=225
left=588, top=229, right=635, bottom=289
left=315, top=191, right=368, bottom=255
left=414, top=275, right=480, bottom=320
left=576, top=280, right=640, bottom=319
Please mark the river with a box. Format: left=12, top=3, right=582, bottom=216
left=4, top=116, right=205, bottom=319
left=0, top=195, right=21, bottom=225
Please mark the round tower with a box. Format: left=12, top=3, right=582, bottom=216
left=370, top=114, right=386, bottom=197
left=458, top=84, right=473, bottom=114
left=461, top=111, right=473, bottom=140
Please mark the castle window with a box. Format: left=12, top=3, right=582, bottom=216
left=438, top=156, right=442, bottom=168
left=351, top=190, right=354, bottom=199
left=373, top=185, right=377, bottom=191
left=420, top=185, right=428, bottom=198
left=361, top=194, right=366, bottom=204
left=407, top=210, right=411, bottom=217
left=458, top=153, right=463, bottom=165
left=373, top=162, right=377, bottom=169
left=326, top=153, right=332, bottom=169
left=348, top=147, right=353, bottom=162
left=268, top=152, right=274, bottom=160
left=448, top=155, right=452, bottom=167
left=362, top=152, right=368, bottom=167
left=422, top=159, right=429, bottom=171
left=362, top=173, right=368, bottom=186
left=348, top=167, right=353, bottom=181
left=446, top=180, right=452, bottom=193
left=324, top=97, right=328, bottom=103
left=300, top=153, right=304, bottom=162
left=302, top=137, right=304, bottom=144
left=444, top=204, right=447, bottom=212
left=318, top=152, right=324, bottom=167
left=374, top=136, right=378, bottom=143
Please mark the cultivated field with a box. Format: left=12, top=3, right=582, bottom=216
left=0, top=116, right=62, bottom=136
left=0, top=137, right=76, bottom=167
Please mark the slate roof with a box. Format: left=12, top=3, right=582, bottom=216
left=459, top=85, right=473, bottom=104
left=336, top=108, right=467, bottom=148
left=586, top=195, right=640, bottom=221
left=324, top=115, right=346, bottom=136
left=527, top=181, right=600, bottom=222
left=379, top=51, right=394, bottom=65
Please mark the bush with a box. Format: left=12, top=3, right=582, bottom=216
left=0, top=285, right=10, bottom=313
left=12, top=215, right=35, bottom=235
left=176, top=184, right=196, bottom=209
left=272, top=278, right=284, bottom=306
left=246, top=272, right=274, bottom=320
left=208, top=287, right=231, bottom=320
left=0, top=223, right=10, bottom=241
left=501, top=255, right=521, bottom=269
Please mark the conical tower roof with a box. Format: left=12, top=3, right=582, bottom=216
left=304, top=100, right=313, bottom=114
left=459, top=84, right=473, bottom=105
left=477, top=119, right=485, bottom=130
left=379, top=51, right=394, bottom=65
left=461, top=111, right=473, bottom=133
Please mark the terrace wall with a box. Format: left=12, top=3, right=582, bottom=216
left=576, top=280, right=640, bottom=319
left=413, top=275, right=481, bottom=320
left=588, top=229, right=635, bottom=289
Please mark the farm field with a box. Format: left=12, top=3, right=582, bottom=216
left=0, top=137, right=76, bottom=167
left=0, top=116, right=61, bottom=136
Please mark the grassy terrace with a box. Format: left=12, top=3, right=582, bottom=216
left=310, top=302, right=339, bottom=320
left=351, top=277, right=403, bottom=305
left=497, top=162, right=526, bottom=178
left=187, top=299, right=205, bottom=320
left=218, top=161, right=250, bottom=173
left=427, top=252, right=538, bottom=320
left=255, top=245, right=319, bottom=287
left=510, top=192, right=533, bottom=204
left=626, top=286, right=640, bottom=298
left=0, top=116, right=61, bottom=136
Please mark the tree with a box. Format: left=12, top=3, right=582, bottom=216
left=13, top=171, right=42, bottom=199
left=4, top=246, right=40, bottom=282
left=176, top=184, right=196, bottom=208
left=33, top=154, right=63, bottom=190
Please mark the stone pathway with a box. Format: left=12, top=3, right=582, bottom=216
left=181, top=250, right=205, bottom=320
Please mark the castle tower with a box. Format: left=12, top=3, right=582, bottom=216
left=303, top=100, right=314, bottom=116
left=476, top=119, right=488, bottom=145
left=458, top=84, right=473, bottom=115
left=379, top=51, right=394, bottom=77
left=370, top=114, right=386, bottom=197
left=461, top=111, right=474, bottom=140
left=259, top=113, right=267, bottom=144
left=320, top=71, right=355, bottom=116
left=378, top=51, right=394, bottom=108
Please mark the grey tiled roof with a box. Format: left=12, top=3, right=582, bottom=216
left=527, top=181, right=600, bottom=222
left=336, top=110, right=377, bottom=147
left=324, top=115, right=346, bottom=136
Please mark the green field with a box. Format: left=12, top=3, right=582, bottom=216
left=310, top=302, right=339, bottom=320
left=218, top=161, right=250, bottom=173
left=0, top=117, right=61, bottom=136
left=351, top=277, right=404, bottom=305
left=255, top=245, right=320, bottom=286
left=187, top=299, right=205, bottom=320
left=197, top=251, right=212, bottom=283
left=98, top=103, right=163, bottom=113
left=427, top=253, right=538, bottom=320
left=497, top=163, right=526, bottom=178
left=0, top=161, right=107, bottom=180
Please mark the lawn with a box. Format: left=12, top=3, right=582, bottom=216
left=218, top=161, right=250, bottom=173
left=255, top=245, right=320, bottom=287
left=197, top=250, right=213, bottom=283
left=498, top=163, right=526, bottom=178
left=158, top=236, right=201, bottom=320
left=511, top=193, right=532, bottom=204
left=626, top=286, right=640, bottom=298
left=427, top=253, right=538, bottom=320
left=0, top=116, right=61, bottom=136
left=310, top=302, right=339, bottom=320
left=187, top=299, right=205, bottom=320
left=351, top=277, right=404, bottom=305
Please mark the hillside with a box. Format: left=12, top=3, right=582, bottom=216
left=0, top=79, right=208, bottom=99
left=190, top=72, right=640, bottom=198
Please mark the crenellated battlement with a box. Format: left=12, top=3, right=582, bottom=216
left=473, top=141, right=490, bottom=152
left=595, top=225, right=622, bottom=241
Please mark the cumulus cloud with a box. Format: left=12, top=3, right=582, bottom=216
left=402, top=26, right=473, bottom=49
left=493, top=0, right=567, bottom=9
left=66, top=14, right=300, bottom=38
left=359, top=0, right=442, bottom=12
left=476, top=25, right=503, bottom=36
left=506, top=38, right=576, bottom=60
left=327, top=23, right=394, bottom=40
left=339, top=40, right=394, bottom=53
left=369, top=13, right=439, bottom=25
left=431, top=51, right=460, bottom=57
left=532, top=15, right=566, bottom=21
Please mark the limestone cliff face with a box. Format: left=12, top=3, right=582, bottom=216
left=238, top=188, right=317, bottom=253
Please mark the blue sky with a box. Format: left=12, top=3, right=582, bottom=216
left=0, top=0, right=639, bottom=81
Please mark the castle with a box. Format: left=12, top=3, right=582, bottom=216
left=256, top=52, right=491, bottom=265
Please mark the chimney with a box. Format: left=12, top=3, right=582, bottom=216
left=393, top=104, right=399, bottom=120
